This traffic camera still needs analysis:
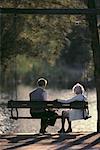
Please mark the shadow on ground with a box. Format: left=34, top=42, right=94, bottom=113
left=0, top=132, right=100, bottom=150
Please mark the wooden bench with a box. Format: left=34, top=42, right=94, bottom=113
left=7, top=100, right=91, bottom=120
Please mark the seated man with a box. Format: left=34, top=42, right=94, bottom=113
left=29, top=78, right=57, bottom=134
left=57, top=83, right=87, bottom=133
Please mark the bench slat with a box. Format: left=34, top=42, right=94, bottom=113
left=10, top=116, right=62, bottom=119
left=8, top=100, right=88, bottom=109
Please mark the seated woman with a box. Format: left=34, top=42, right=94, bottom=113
left=57, top=83, right=87, bottom=133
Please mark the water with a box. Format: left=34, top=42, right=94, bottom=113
left=14, top=85, right=97, bottom=133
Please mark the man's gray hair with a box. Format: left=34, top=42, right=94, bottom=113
left=37, top=78, right=47, bottom=87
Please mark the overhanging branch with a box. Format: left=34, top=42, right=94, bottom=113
left=0, top=8, right=100, bottom=15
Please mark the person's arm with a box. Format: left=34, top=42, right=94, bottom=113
left=57, top=94, right=85, bottom=104
left=57, top=98, right=75, bottom=104
left=57, top=99, right=68, bottom=103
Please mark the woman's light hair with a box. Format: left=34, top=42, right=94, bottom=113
left=72, top=83, right=85, bottom=94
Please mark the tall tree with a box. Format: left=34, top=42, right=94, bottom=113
left=87, top=0, right=100, bottom=132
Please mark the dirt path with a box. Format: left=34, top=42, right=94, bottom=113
left=0, top=132, right=100, bottom=150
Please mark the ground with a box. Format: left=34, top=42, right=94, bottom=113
left=0, top=132, right=100, bottom=150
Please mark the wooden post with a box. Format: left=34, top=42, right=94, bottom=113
left=87, top=0, right=100, bottom=132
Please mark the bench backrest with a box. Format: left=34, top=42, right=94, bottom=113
left=7, top=100, right=91, bottom=120
left=8, top=100, right=88, bottom=109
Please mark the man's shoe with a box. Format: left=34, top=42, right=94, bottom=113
left=65, top=128, right=72, bottom=133
left=39, top=129, right=47, bottom=134
left=58, top=128, right=65, bottom=133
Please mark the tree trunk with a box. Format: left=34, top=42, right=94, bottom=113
left=87, top=0, right=100, bottom=132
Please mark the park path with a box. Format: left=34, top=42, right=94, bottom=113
left=0, top=132, right=100, bottom=150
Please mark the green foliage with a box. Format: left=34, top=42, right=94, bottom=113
left=0, top=14, right=25, bottom=65
left=0, top=0, right=86, bottom=65
left=60, top=24, right=92, bottom=66
left=16, top=55, right=33, bottom=75
left=0, top=0, right=86, bottom=8
left=0, top=0, right=95, bottom=90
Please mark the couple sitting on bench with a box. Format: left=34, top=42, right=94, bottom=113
left=29, top=78, right=87, bottom=134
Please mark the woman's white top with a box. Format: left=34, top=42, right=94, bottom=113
left=58, top=94, right=88, bottom=121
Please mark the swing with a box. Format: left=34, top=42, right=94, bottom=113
left=4, top=1, right=91, bottom=121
